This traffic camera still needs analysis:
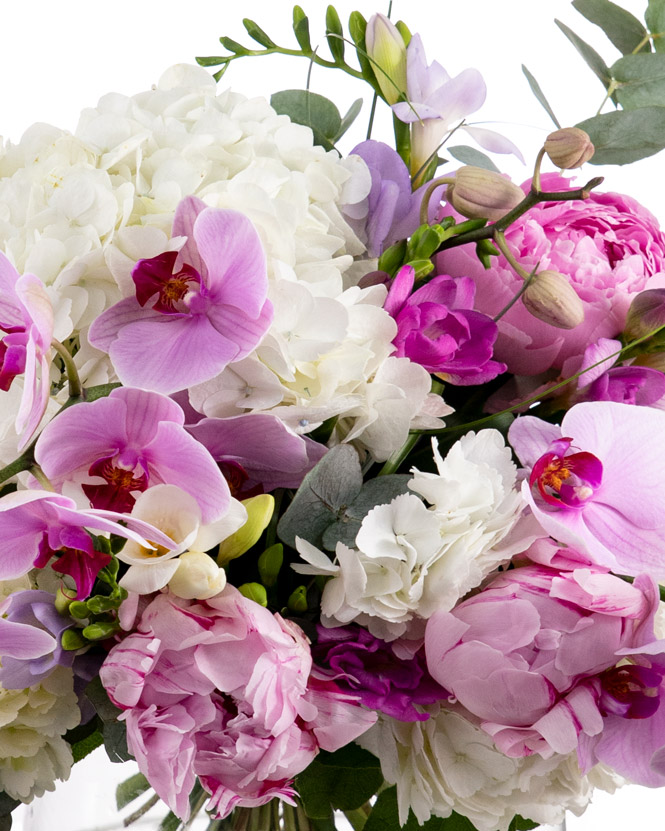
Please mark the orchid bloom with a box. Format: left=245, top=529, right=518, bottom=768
left=0, top=253, right=54, bottom=449
left=88, top=196, right=273, bottom=395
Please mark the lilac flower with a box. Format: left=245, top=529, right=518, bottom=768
left=0, top=591, right=74, bottom=689
left=508, top=401, right=665, bottom=577
left=34, top=387, right=230, bottom=523
left=0, top=253, right=54, bottom=449
left=89, top=196, right=273, bottom=395
left=384, top=265, right=506, bottom=384
left=0, top=489, right=175, bottom=598
left=313, top=625, right=447, bottom=722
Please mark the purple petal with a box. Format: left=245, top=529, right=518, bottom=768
left=462, top=125, right=525, bottom=162
left=172, top=195, right=208, bottom=278
left=0, top=615, right=56, bottom=659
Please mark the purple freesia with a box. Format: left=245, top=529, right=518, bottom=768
left=0, top=489, right=176, bottom=598
left=34, top=387, right=230, bottom=524
left=0, top=591, right=74, bottom=689
left=384, top=265, right=506, bottom=384
left=0, top=252, right=54, bottom=449
left=508, top=401, right=665, bottom=577
left=313, top=625, right=447, bottom=722
left=89, top=196, right=273, bottom=395
left=187, top=413, right=326, bottom=492
left=425, top=557, right=665, bottom=787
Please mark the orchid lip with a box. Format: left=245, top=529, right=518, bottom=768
left=530, top=437, right=603, bottom=509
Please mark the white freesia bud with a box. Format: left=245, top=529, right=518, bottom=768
left=168, top=551, right=227, bottom=600
left=365, top=13, right=408, bottom=105
left=522, top=270, right=585, bottom=330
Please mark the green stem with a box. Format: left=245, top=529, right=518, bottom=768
left=343, top=808, right=369, bottom=831
left=366, top=90, right=378, bottom=140
left=419, top=176, right=455, bottom=226
left=531, top=147, right=546, bottom=194
left=619, top=573, right=665, bottom=603
left=493, top=231, right=530, bottom=280
left=51, top=339, right=83, bottom=399
left=493, top=266, right=538, bottom=322
left=122, top=792, right=160, bottom=827
left=29, top=464, right=54, bottom=491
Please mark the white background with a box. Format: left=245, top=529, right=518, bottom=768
left=3, top=0, right=665, bottom=828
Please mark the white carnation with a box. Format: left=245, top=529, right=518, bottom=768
left=0, top=666, right=80, bottom=802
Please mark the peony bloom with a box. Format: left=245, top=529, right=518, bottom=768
left=100, top=588, right=375, bottom=820
left=437, top=174, right=665, bottom=375
left=425, top=554, right=665, bottom=787
left=384, top=265, right=506, bottom=383
left=34, top=386, right=230, bottom=523
left=508, top=400, right=665, bottom=577
left=88, top=196, right=273, bottom=395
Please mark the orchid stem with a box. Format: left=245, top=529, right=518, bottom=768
left=29, top=464, right=54, bottom=491
left=493, top=265, right=538, bottom=323
left=51, top=339, right=83, bottom=399
left=531, top=147, right=546, bottom=194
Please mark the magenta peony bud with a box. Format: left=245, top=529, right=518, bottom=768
left=522, top=270, right=584, bottom=330
left=544, top=127, right=594, bottom=169
left=446, top=166, right=524, bottom=221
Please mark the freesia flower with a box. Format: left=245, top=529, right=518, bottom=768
left=384, top=265, right=506, bottom=383
left=0, top=253, right=54, bottom=449
left=508, top=400, right=665, bottom=577
left=0, top=489, right=175, bottom=598
left=88, top=196, right=273, bottom=395
left=34, top=386, right=230, bottom=523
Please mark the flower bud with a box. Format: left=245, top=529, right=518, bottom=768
left=544, top=127, right=594, bottom=169
left=238, top=582, right=268, bottom=607
left=624, top=289, right=665, bottom=340
left=522, top=270, right=585, bottom=330
left=217, top=494, right=275, bottom=565
left=168, top=550, right=226, bottom=600
left=258, top=543, right=283, bottom=588
left=365, top=13, right=408, bottom=105
left=446, top=167, right=524, bottom=221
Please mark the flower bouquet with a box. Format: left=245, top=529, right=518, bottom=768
left=3, top=3, right=665, bottom=830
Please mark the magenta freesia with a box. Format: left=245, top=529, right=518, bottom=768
left=384, top=265, right=506, bottom=383
left=437, top=174, right=665, bottom=375
left=508, top=400, right=665, bottom=577
left=100, top=588, right=376, bottom=820
left=34, top=387, right=230, bottom=524
left=425, top=552, right=665, bottom=786
left=88, top=196, right=273, bottom=395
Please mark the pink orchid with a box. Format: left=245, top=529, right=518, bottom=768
left=34, top=387, right=230, bottom=524
left=88, top=196, right=273, bottom=395
left=0, top=489, right=176, bottom=598
left=0, top=252, right=54, bottom=449
left=508, top=401, right=665, bottom=578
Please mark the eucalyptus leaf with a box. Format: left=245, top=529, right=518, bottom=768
left=103, top=720, right=132, bottom=763
left=337, top=98, right=363, bottom=141
left=70, top=727, right=104, bottom=763
left=611, top=53, right=665, bottom=108
left=555, top=19, right=614, bottom=91
left=447, top=145, right=499, bottom=171
left=363, top=787, right=466, bottom=831
left=577, top=106, right=665, bottom=162
left=572, top=0, right=650, bottom=54
left=521, top=65, right=561, bottom=128
left=219, top=36, right=249, bottom=56
left=270, top=89, right=342, bottom=150
left=242, top=18, right=276, bottom=48
left=85, top=676, right=123, bottom=723
left=322, top=474, right=413, bottom=549
left=293, top=6, right=312, bottom=52
left=116, top=773, right=151, bottom=810
left=325, top=5, right=345, bottom=64
left=277, top=445, right=363, bottom=548
left=646, top=0, right=665, bottom=53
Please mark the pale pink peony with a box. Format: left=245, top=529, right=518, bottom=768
left=100, top=588, right=375, bottom=820
left=436, top=174, right=665, bottom=375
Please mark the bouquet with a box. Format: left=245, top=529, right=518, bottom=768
left=2, top=3, right=665, bottom=830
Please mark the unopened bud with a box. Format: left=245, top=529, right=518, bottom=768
left=55, top=586, right=77, bottom=615
left=446, top=167, right=524, bottom=221
left=287, top=585, right=309, bottom=614
left=522, top=270, right=584, bottom=330
left=238, top=582, right=268, bottom=607
left=544, top=127, right=594, bottom=169
left=169, top=551, right=227, bottom=600
left=624, top=289, right=665, bottom=340
left=258, top=543, right=283, bottom=588
left=365, top=13, right=407, bottom=105
left=60, top=629, right=87, bottom=651
left=217, top=494, right=275, bottom=565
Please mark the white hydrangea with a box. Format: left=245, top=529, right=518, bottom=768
left=295, top=429, right=535, bottom=638
left=358, top=707, right=623, bottom=831
left=0, top=666, right=80, bottom=802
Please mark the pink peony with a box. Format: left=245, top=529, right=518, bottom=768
left=424, top=545, right=665, bottom=786
left=100, top=588, right=375, bottom=820
left=436, top=174, right=665, bottom=375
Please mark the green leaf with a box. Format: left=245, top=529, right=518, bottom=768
left=0, top=794, right=19, bottom=818
left=84, top=382, right=122, bottom=402
left=336, top=98, right=363, bottom=141
left=326, top=5, right=345, bottom=64
left=0, top=817, right=12, bottom=831
left=364, top=787, right=470, bottom=831
left=219, top=36, right=250, bottom=56
left=572, top=0, right=650, bottom=54
left=646, top=0, right=665, bottom=52
left=293, top=6, right=312, bottom=52
left=317, top=744, right=381, bottom=769
left=611, top=53, right=665, bottom=108
left=242, top=18, right=276, bottom=48
left=508, top=815, right=539, bottom=831
left=277, top=444, right=363, bottom=548
left=104, top=720, right=132, bottom=763
left=577, top=105, right=665, bottom=162
left=447, top=145, right=499, bottom=172
left=296, top=750, right=383, bottom=818
left=270, top=89, right=342, bottom=150
left=555, top=19, right=614, bottom=91
left=71, top=727, right=104, bottom=763
left=521, top=65, right=561, bottom=128
left=116, top=773, right=151, bottom=810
